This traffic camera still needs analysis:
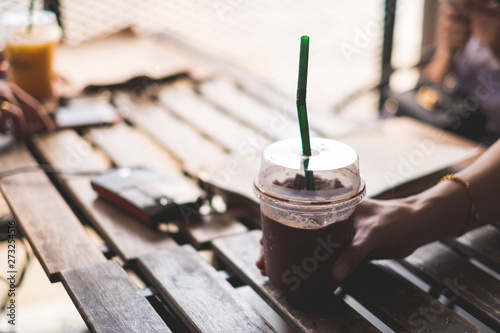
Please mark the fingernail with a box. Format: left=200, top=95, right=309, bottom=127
left=333, top=262, right=349, bottom=281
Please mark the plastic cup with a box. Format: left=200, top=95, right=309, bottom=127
left=254, top=138, right=365, bottom=302
left=1, top=11, right=62, bottom=102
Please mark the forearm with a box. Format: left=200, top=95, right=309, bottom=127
left=421, top=49, right=455, bottom=84
left=415, top=140, right=500, bottom=239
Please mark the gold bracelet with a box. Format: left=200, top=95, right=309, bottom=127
left=439, top=174, right=479, bottom=236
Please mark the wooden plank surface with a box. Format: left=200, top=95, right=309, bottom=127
left=60, top=260, right=171, bottom=333
left=33, top=130, right=178, bottom=262
left=113, top=93, right=229, bottom=175
left=87, top=123, right=248, bottom=246
left=212, top=230, right=380, bottom=333
left=0, top=144, right=106, bottom=281
left=0, top=191, right=12, bottom=222
left=342, top=262, right=478, bottom=332
left=86, top=123, right=183, bottom=179
left=178, top=214, right=247, bottom=250
left=225, top=73, right=357, bottom=138
left=445, top=225, right=500, bottom=273
left=198, top=79, right=302, bottom=140
left=402, top=242, right=500, bottom=329
left=137, top=245, right=276, bottom=333
left=114, top=92, right=261, bottom=207
left=158, top=83, right=270, bottom=153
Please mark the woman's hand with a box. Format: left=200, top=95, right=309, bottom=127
left=0, top=80, right=55, bottom=141
left=331, top=197, right=434, bottom=281
left=256, top=179, right=470, bottom=282
left=436, top=0, right=471, bottom=57
left=256, top=197, right=430, bottom=280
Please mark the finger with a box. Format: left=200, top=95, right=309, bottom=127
left=331, top=237, right=372, bottom=282
left=256, top=254, right=266, bottom=276
left=1, top=101, right=28, bottom=141
left=256, top=239, right=267, bottom=276
left=10, top=83, right=55, bottom=132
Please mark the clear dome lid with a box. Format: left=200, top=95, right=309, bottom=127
left=254, top=138, right=365, bottom=206
left=1, top=11, right=61, bottom=44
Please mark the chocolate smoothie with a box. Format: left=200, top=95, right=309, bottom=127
left=262, top=175, right=354, bottom=301
left=262, top=212, right=354, bottom=301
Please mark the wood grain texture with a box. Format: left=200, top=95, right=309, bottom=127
left=178, top=214, right=247, bottom=249
left=0, top=144, right=106, bottom=281
left=198, top=79, right=303, bottom=140
left=212, top=230, right=380, bottom=333
left=113, top=93, right=229, bottom=175
left=33, top=131, right=178, bottom=262
left=61, top=260, right=171, bottom=333
left=86, top=123, right=183, bottom=179
left=87, top=123, right=249, bottom=247
left=137, top=245, right=276, bottom=333
left=223, top=72, right=356, bottom=138
left=342, top=262, right=478, bottom=332
left=114, top=92, right=261, bottom=205
left=445, top=225, right=500, bottom=272
left=402, top=242, right=500, bottom=328
left=157, top=83, right=270, bottom=153
left=0, top=191, right=12, bottom=222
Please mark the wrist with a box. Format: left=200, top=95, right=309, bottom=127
left=412, top=180, right=469, bottom=240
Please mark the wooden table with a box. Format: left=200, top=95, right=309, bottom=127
left=0, top=34, right=499, bottom=333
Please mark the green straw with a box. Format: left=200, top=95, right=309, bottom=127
left=296, top=36, right=315, bottom=191
left=27, top=0, right=34, bottom=33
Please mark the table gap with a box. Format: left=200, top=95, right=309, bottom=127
left=453, top=304, right=498, bottom=333
left=342, top=294, right=395, bottom=333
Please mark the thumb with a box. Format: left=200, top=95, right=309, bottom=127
left=332, top=242, right=370, bottom=282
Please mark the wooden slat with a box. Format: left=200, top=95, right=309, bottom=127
left=444, top=225, right=500, bottom=272
left=87, top=123, right=248, bottom=246
left=178, top=213, right=248, bottom=250
left=198, top=79, right=302, bottom=140
left=86, top=123, right=183, bottom=180
left=0, top=191, right=12, bottom=222
left=0, top=144, right=106, bottom=281
left=33, top=130, right=178, bottom=262
left=228, top=73, right=358, bottom=138
left=60, top=260, right=171, bottom=333
left=401, top=242, right=500, bottom=329
left=158, top=83, right=270, bottom=153
left=212, top=230, right=380, bottom=333
left=114, top=93, right=262, bottom=207
left=113, top=93, right=229, bottom=174
left=342, top=262, right=478, bottom=332
left=137, top=245, right=276, bottom=333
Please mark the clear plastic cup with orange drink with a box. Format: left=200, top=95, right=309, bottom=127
left=1, top=11, right=61, bottom=102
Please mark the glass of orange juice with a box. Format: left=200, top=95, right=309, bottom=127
left=1, top=11, right=62, bottom=102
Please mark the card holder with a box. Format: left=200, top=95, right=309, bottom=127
left=91, top=167, right=205, bottom=228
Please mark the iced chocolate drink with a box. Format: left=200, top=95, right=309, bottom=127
left=254, top=138, right=365, bottom=302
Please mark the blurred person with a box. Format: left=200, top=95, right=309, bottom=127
left=423, top=0, right=500, bottom=140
